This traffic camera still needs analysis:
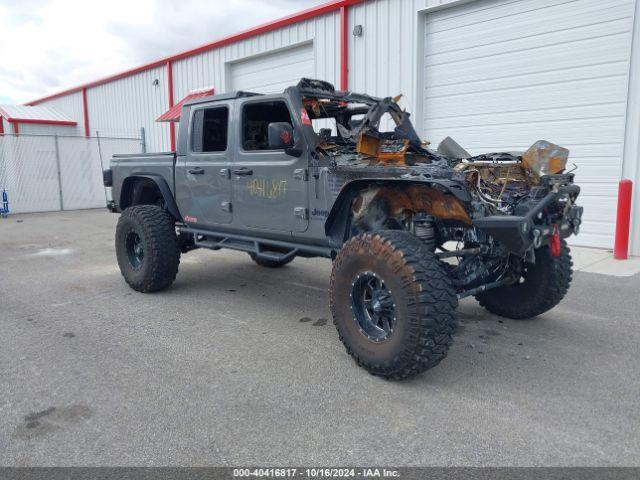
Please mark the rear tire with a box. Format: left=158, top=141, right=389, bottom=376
left=475, top=241, right=573, bottom=319
left=115, top=205, right=180, bottom=293
left=249, top=253, right=294, bottom=268
left=330, top=231, right=458, bottom=380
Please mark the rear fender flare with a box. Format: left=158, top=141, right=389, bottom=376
left=120, top=175, right=182, bottom=221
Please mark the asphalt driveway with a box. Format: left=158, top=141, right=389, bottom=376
left=1, top=209, right=638, bottom=466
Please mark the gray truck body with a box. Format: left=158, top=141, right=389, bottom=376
left=106, top=78, right=583, bottom=281
left=110, top=92, right=339, bottom=255
left=106, top=79, right=585, bottom=378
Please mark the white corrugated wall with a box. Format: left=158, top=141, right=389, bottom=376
left=16, top=124, right=78, bottom=136
left=32, top=91, right=85, bottom=137
left=26, top=0, right=640, bottom=254
left=622, top=0, right=640, bottom=256
left=172, top=11, right=341, bottom=99
left=348, top=0, right=639, bottom=254
left=420, top=0, right=636, bottom=249
left=348, top=0, right=458, bottom=116
left=86, top=66, right=169, bottom=150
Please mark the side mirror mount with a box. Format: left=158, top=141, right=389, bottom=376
left=268, top=122, right=294, bottom=149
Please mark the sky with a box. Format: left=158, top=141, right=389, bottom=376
left=0, top=0, right=325, bottom=104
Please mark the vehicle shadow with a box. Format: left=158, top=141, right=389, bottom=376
left=164, top=251, right=581, bottom=386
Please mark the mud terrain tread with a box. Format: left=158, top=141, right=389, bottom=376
left=330, top=230, right=458, bottom=380
left=476, top=240, right=573, bottom=319
left=116, top=205, right=180, bottom=293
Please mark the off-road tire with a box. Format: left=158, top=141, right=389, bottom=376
left=249, top=253, right=295, bottom=268
left=475, top=240, right=572, bottom=319
left=115, top=205, right=180, bottom=293
left=330, top=230, right=458, bottom=380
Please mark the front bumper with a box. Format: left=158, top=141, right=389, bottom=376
left=473, top=179, right=583, bottom=255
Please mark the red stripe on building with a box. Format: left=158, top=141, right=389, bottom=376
left=167, top=60, right=176, bottom=151
left=340, top=5, right=349, bottom=91
left=82, top=88, right=90, bottom=137
left=6, top=118, right=77, bottom=126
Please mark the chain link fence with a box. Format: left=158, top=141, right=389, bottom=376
left=0, top=133, right=143, bottom=214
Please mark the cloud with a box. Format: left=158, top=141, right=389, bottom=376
left=0, top=0, right=324, bottom=104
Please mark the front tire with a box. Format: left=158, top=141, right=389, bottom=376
left=330, top=231, right=458, bottom=380
left=115, top=205, right=180, bottom=293
left=475, top=240, right=573, bottom=319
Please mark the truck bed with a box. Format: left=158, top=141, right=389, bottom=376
left=110, top=152, right=177, bottom=206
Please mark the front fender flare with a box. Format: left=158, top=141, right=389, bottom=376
left=324, top=178, right=470, bottom=245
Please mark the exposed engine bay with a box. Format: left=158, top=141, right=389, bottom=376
left=296, top=78, right=584, bottom=297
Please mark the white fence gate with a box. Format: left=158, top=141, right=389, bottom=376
left=0, top=133, right=142, bottom=214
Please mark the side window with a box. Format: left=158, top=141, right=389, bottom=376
left=191, top=106, right=229, bottom=153
left=242, top=101, right=292, bottom=151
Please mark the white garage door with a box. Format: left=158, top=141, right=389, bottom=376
left=422, top=0, right=636, bottom=249
left=229, top=43, right=315, bottom=94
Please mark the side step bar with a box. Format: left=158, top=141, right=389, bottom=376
left=180, top=226, right=334, bottom=260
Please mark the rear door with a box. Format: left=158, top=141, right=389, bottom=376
left=232, top=96, right=309, bottom=233
left=176, top=102, right=234, bottom=228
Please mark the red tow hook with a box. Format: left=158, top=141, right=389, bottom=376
left=550, top=225, right=561, bottom=257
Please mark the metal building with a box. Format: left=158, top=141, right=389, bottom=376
left=25, top=0, right=640, bottom=254
left=0, top=105, right=78, bottom=136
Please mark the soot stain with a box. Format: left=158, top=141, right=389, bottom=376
left=298, top=317, right=313, bottom=323
left=63, top=332, right=75, bottom=338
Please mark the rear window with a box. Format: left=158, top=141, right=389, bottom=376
left=191, top=107, right=229, bottom=153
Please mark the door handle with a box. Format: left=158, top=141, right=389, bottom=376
left=233, top=168, right=253, bottom=176
left=188, top=167, right=205, bottom=175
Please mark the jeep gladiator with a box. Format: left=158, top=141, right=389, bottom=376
left=103, top=78, right=583, bottom=379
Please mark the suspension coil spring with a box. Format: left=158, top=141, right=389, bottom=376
left=413, top=213, right=437, bottom=251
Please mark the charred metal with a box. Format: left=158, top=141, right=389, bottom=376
left=294, top=78, right=584, bottom=298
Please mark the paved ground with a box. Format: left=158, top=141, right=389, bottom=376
left=1, top=209, right=639, bottom=466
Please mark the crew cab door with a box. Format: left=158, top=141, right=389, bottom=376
left=232, top=96, right=308, bottom=233
left=175, top=102, right=233, bottom=228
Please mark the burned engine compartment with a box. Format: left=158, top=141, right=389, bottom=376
left=295, top=79, right=584, bottom=297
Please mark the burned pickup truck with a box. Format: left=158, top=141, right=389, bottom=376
left=104, top=78, right=583, bottom=379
